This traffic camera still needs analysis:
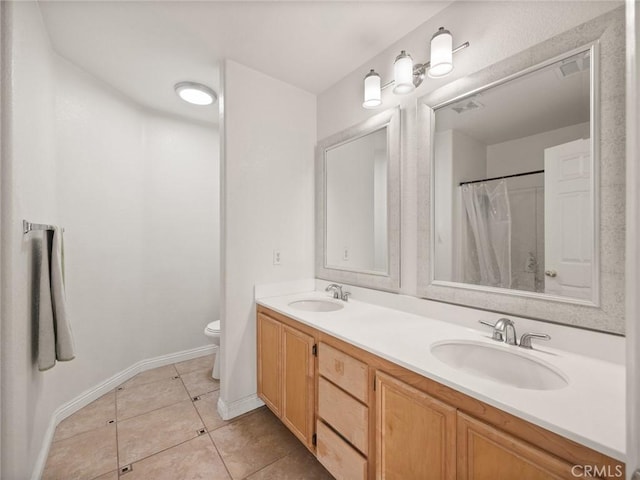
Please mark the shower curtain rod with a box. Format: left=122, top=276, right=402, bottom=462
left=459, top=169, right=544, bottom=186
left=23, top=220, right=65, bottom=235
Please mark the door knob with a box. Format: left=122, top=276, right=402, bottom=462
left=544, top=270, right=557, bottom=277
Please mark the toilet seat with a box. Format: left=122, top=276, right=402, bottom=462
left=203, top=320, right=221, bottom=380
left=205, top=320, right=221, bottom=335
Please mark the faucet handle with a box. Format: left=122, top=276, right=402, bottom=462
left=479, top=320, right=496, bottom=328
left=478, top=320, right=504, bottom=342
left=519, top=333, right=551, bottom=349
left=341, top=291, right=351, bottom=302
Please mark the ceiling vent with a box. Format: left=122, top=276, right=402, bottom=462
left=555, top=54, right=590, bottom=79
left=451, top=99, right=484, bottom=114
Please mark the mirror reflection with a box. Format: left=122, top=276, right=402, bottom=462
left=325, top=127, right=388, bottom=274
left=433, top=49, right=594, bottom=301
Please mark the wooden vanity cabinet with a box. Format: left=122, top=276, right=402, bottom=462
left=257, top=310, right=316, bottom=450
left=256, top=306, right=625, bottom=480
left=457, top=413, right=587, bottom=480
left=257, top=312, right=281, bottom=415
left=375, top=372, right=456, bottom=480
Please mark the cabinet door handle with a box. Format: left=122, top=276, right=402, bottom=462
left=544, top=270, right=557, bottom=277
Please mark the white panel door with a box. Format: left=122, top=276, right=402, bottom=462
left=544, top=138, right=592, bottom=300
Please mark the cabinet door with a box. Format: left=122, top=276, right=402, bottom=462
left=282, top=324, right=316, bottom=448
left=458, top=412, right=585, bottom=480
left=375, top=372, right=456, bottom=480
left=257, top=312, right=282, bottom=415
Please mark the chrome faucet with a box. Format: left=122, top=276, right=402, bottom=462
left=479, top=318, right=518, bottom=345
left=325, top=283, right=350, bottom=301
left=480, top=318, right=551, bottom=349
left=325, top=283, right=342, bottom=299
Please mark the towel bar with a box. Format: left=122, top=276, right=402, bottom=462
left=23, top=220, right=65, bottom=235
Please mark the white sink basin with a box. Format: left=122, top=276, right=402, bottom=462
left=431, top=340, right=568, bottom=391
left=288, top=299, right=344, bottom=312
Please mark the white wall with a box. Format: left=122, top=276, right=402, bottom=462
left=219, top=60, right=315, bottom=415
left=1, top=3, right=220, bottom=477
left=56, top=56, right=220, bottom=364
left=433, top=130, right=453, bottom=280
left=373, top=141, right=387, bottom=272
left=1, top=3, right=57, bottom=477
left=326, top=129, right=387, bottom=272
left=317, top=1, right=620, bottom=296
left=433, top=129, right=487, bottom=282
left=451, top=130, right=487, bottom=282
left=486, top=122, right=590, bottom=177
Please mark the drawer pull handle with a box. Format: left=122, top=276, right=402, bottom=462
left=334, top=360, right=344, bottom=374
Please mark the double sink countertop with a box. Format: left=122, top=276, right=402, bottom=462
left=256, top=290, right=626, bottom=462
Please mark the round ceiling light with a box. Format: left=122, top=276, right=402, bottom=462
left=174, top=82, right=218, bottom=106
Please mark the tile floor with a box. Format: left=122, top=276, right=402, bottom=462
left=43, top=354, right=333, bottom=480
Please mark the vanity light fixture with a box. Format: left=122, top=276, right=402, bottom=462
left=174, top=81, right=218, bottom=106
left=362, top=27, right=469, bottom=109
left=428, top=27, right=454, bottom=78
left=363, top=69, right=382, bottom=108
left=393, top=51, right=415, bottom=95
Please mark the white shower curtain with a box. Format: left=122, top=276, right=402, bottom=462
left=461, top=180, right=512, bottom=288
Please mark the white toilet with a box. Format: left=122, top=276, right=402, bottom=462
left=204, top=320, right=220, bottom=380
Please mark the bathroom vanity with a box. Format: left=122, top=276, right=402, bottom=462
left=257, top=8, right=628, bottom=480
left=256, top=293, right=625, bottom=480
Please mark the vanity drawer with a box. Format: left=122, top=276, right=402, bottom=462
left=318, top=342, right=368, bottom=403
left=316, top=420, right=367, bottom=480
left=318, top=377, right=368, bottom=455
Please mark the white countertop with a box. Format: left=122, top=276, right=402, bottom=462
left=256, top=290, right=626, bottom=462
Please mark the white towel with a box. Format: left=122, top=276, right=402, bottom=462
left=37, top=227, right=75, bottom=371
left=37, top=231, right=56, bottom=371
left=51, top=227, right=75, bottom=361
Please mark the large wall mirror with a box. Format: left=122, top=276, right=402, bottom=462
left=316, top=108, right=400, bottom=291
left=432, top=46, right=598, bottom=304
left=417, top=7, right=625, bottom=334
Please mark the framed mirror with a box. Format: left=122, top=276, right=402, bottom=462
left=316, top=108, right=400, bottom=291
left=417, top=7, right=626, bottom=334
left=431, top=45, right=598, bottom=305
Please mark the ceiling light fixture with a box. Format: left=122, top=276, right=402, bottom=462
left=362, top=27, right=469, bottom=109
left=174, top=81, right=218, bottom=106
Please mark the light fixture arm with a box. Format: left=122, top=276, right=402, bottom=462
left=380, top=41, right=470, bottom=91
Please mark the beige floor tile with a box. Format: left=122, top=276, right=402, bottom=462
left=209, top=407, right=300, bottom=479
left=246, top=443, right=333, bottom=480
left=53, top=391, right=116, bottom=442
left=122, top=365, right=179, bottom=388
left=181, top=367, right=219, bottom=397
left=43, top=424, right=117, bottom=480
left=174, top=354, right=215, bottom=375
left=117, top=376, right=190, bottom=420
left=126, top=434, right=231, bottom=480
left=117, top=399, right=204, bottom=467
left=92, top=471, right=118, bottom=480
left=193, top=390, right=229, bottom=432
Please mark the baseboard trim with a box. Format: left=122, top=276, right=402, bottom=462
left=217, top=393, right=265, bottom=421
left=31, top=344, right=216, bottom=480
